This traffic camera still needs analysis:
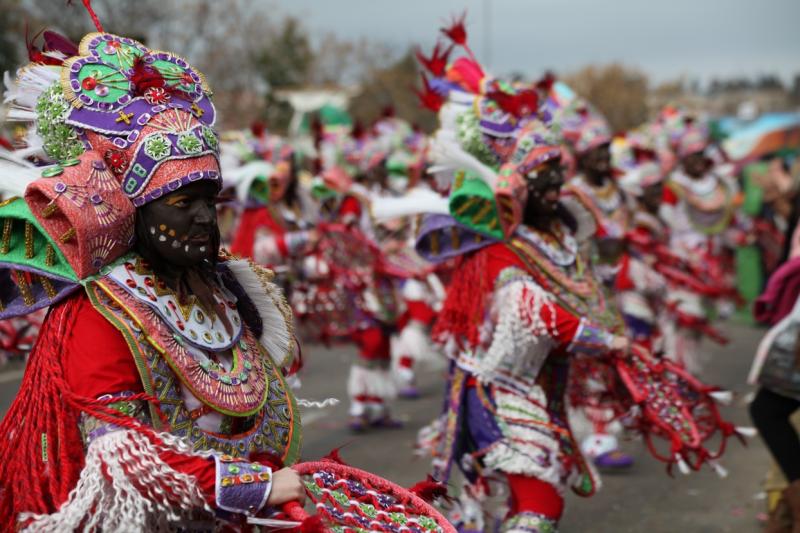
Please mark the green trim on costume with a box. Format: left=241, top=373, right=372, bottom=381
left=448, top=173, right=503, bottom=240
left=0, top=197, right=77, bottom=281
left=84, top=283, right=163, bottom=428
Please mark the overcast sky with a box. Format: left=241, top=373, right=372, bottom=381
left=276, top=0, right=799, bottom=86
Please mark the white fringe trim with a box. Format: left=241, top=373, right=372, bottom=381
left=225, top=258, right=295, bottom=372
left=478, top=278, right=556, bottom=384
left=20, top=430, right=214, bottom=532
left=347, top=364, right=397, bottom=400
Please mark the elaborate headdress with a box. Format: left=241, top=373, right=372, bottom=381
left=414, top=15, right=560, bottom=252
left=0, top=30, right=221, bottom=316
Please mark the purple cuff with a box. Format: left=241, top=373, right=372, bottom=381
left=284, top=230, right=310, bottom=255
left=214, top=454, right=273, bottom=516
left=567, top=318, right=614, bottom=356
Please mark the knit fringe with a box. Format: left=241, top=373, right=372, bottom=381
left=347, top=364, right=397, bottom=400
left=225, top=259, right=296, bottom=372
left=19, top=430, right=213, bottom=532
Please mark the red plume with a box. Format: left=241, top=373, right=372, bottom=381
left=415, top=41, right=453, bottom=77
left=441, top=12, right=468, bottom=47
left=26, top=27, right=63, bottom=66
left=486, top=89, right=539, bottom=118
left=409, top=475, right=451, bottom=503
left=416, top=73, right=445, bottom=113
left=381, top=105, right=396, bottom=118
left=130, top=56, right=166, bottom=96
left=0, top=137, right=13, bottom=151
left=322, top=446, right=349, bottom=465
left=250, top=120, right=266, bottom=138
left=351, top=120, right=366, bottom=140
left=43, top=30, right=78, bottom=57
left=66, top=0, right=104, bottom=32
left=633, top=146, right=657, bottom=163
left=577, top=106, right=590, bottom=118
left=536, top=72, right=556, bottom=92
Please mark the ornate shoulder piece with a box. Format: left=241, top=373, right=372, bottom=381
left=0, top=197, right=80, bottom=318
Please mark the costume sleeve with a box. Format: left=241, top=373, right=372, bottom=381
left=63, top=292, right=275, bottom=516
left=477, top=268, right=614, bottom=383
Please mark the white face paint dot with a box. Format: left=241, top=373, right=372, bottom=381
left=199, top=246, right=206, bottom=253
left=171, top=240, right=181, bottom=249
left=184, top=245, right=190, bottom=252
left=150, top=227, right=156, bottom=235
left=158, top=235, right=167, bottom=242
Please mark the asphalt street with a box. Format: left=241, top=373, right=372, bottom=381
left=0, top=322, right=774, bottom=532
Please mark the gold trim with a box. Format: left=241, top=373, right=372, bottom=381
left=0, top=219, right=12, bottom=254
left=45, top=244, right=56, bottom=267
left=39, top=276, right=57, bottom=299
left=60, top=227, right=76, bottom=243
left=14, top=270, right=34, bottom=306
left=24, top=221, right=34, bottom=259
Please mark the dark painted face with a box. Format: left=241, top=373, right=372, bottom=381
left=682, top=152, right=711, bottom=178
left=581, top=143, right=612, bottom=178
left=136, top=180, right=220, bottom=268
left=641, top=181, right=664, bottom=213
left=524, top=159, right=565, bottom=222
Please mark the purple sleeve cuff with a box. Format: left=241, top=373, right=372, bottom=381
left=284, top=230, right=310, bottom=255
left=567, top=318, right=614, bottom=356
left=214, top=454, right=273, bottom=516
left=79, top=391, right=149, bottom=446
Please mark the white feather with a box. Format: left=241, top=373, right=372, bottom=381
left=560, top=195, right=597, bottom=244
left=0, top=147, right=41, bottom=196
left=429, top=132, right=498, bottom=187
left=371, top=187, right=450, bottom=222
left=3, top=65, right=60, bottom=112
left=225, top=259, right=295, bottom=372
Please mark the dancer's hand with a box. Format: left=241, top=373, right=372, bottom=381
left=266, top=467, right=306, bottom=506
left=610, top=335, right=631, bottom=356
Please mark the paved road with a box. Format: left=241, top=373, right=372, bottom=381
left=0, top=322, right=772, bottom=532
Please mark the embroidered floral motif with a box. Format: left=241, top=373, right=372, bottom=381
left=143, top=133, right=172, bottom=161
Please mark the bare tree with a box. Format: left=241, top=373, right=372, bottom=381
left=565, top=63, right=650, bottom=132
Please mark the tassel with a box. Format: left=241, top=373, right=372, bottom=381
left=675, top=454, right=691, bottom=475
left=708, top=460, right=729, bottom=479
left=297, top=514, right=327, bottom=533
left=708, top=390, right=733, bottom=405
left=735, top=426, right=757, bottom=438
left=409, top=475, right=450, bottom=503
left=322, top=446, right=349, bottom=465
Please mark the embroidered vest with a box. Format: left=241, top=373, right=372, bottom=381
left=84, top=256, right=301, bottom=464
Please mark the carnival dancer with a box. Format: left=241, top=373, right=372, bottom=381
left=555, top=104, right=635, bottom=470
left=411, top=24, right=637, bottom=529
left=229, top=132, right=318, bottom=271
left=661, top=123, right=741, bottom=372
left=303, top=135, right=404, bottom=432
left=614, top=142, right=670, bottom=348
left=412, top=19, right=752, bottom=531
left=424, top=122, right=630, bottom=532
left=0, top=29, right=308, bottom=530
